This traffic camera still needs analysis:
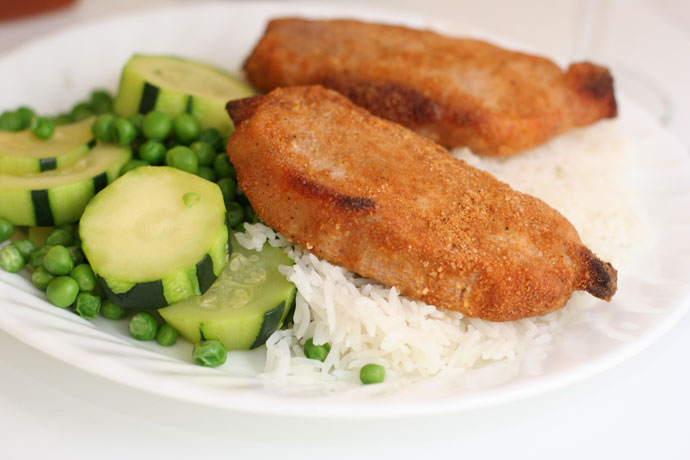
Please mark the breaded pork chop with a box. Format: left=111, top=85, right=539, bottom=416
left=225, top=86, right=616, bottom=321
left=243, top=18, right=617, bottom=156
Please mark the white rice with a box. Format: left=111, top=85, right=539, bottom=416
left=235, top=119, right=646, bottom=388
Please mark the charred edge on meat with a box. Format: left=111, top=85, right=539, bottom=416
left=581, top=248, right=618, bottom=300
left=226, top=95, right=267, bottom=127
left=567, top=63, right=617, bottom=118
left=287, top=171, right=376, bottom=212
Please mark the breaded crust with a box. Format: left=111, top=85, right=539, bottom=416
left=244, top=18, right=617, bottom=156
left=226, top=86, right=616, bottom=321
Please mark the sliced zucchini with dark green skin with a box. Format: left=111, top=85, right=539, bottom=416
left=159, top=234, right=296, bottom=350
left=0, top=117, right=95, bottom=174
left=79, top=166, right=228, bottom=309
left=113, top=55, right=255, bottom=135
left=0, top=143, right=131, bottom=226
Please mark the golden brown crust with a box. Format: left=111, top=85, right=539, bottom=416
left=244, top=18, right=617, bottom=156
left=226, top=86, right=617, bottom=321
left=321, top=74, right=443, bottom=128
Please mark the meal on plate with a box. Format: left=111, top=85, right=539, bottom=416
left=243, top=18, right=617, bottom=156
left=226, top=85, right=616, bottom=322
left=0, top=17, right=642, bottom=388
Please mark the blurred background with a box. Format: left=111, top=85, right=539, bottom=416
left=1, top=0, right=688, bottom=149
left=0, top=0, right=690, bottom=150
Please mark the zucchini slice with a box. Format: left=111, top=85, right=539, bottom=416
left=113, top=55, right=255, bottom=135
left=0, top=143, right=131, bottom=226
left=159, top=235, right=296, bottom=350
left=0, top=117, right=95, bottom=174
left=79, top=166, right=229, bottom=309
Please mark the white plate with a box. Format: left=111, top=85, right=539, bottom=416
left=1, top=1, right=689, bottom=418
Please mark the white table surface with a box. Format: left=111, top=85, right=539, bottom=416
left=1, top=1, right=689, bottom=458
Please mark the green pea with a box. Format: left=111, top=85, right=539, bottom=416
left=191, top=141, right=215, bottom=166
left=173, top=113, right=201, bottom=144
left=45, top=276, right=79, bottom=308
left=216, top=178, right=237, bottom=203
left=56, top=223, right=77, bottom=240
left=304, top=338, right=331, bottom=362
left=11, top=239, right=35, bottom=258
left=31, top=266, right=54, bottom=291
left=67, top=245, right=85, bottom=266
left=92, top=114, right=116, bottom=142
left=120, top=159, right=148, bottom=176
left=28, top=245, right=51, bottom=269
left=192, top=339, right=227, bottom=367
left=359, top=364, right=385, bottom=384
left=0, top=111, right=24, bottom=131
left=142, top=111, right=172, bottom=141
left=213, top=153, right=235, bottom=179
left=69, top=263, right=96, bottom=291
left=90, top=90, right=113, bottom=114
left=197, top=166, right=217, bottom=182
left=128, top=112, right=144, bottom=133
left=129, top=311, right=158, bottom=340
left=45, top=228, right=73, bottom=246
left=0, top=245, right=25, bottom=273
left=156, top=323, right=179, bottom=346
left=16, top=106, right=35, bottom=127
left=42, top=245, right=74, bottom=275
left=166, top=146, right=199, bottom=174
left=138, top=140, right=166, bottom=165
left=30, top=116, right=55, bottom=140
left=112, top=118, right=137, bottom=146
left=56, top=222, right=76, bottom=235
left=100, top=299, right=128, bottom=320
left=0, top=217, right=14, bottom=242
left=226, top=202, right=244, bottom=228
left=198, top=127, right=223, bottom=151
left=74, top=292, right=101, bottom=319
left=70, top=102, right=93, bottom=122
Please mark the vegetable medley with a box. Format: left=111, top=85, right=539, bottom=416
left=0, top=54, right=384, bottom=384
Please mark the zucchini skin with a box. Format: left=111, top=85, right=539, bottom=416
left=0, top=145, right=130, bottom=226
left=195, top=254, right=217, bottom=295
left=36, top=139, right=97, bottom=173
left=138, top=82, right=159, bottom=114
left=29, top=172, right=108, bottom=226
left=31, top=189, right=53, bottom=226
left=80, top=166, right=229, bottom=309
left=39, top=157, right=58, bottom=172
left=250, top=284, right=297, bottom=349
left=96, top=255, right=218, bottom=310
left=0, top=118, right=95, bottom=175
left=95, top=224, right=231, bottom=309
left=113, top=55, right=255, bottom=135
left=159, top=238, right=296, bottom=350
left=250, top=301, right=286, bottom=349
left=97, top=276, right=167, bottom=309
